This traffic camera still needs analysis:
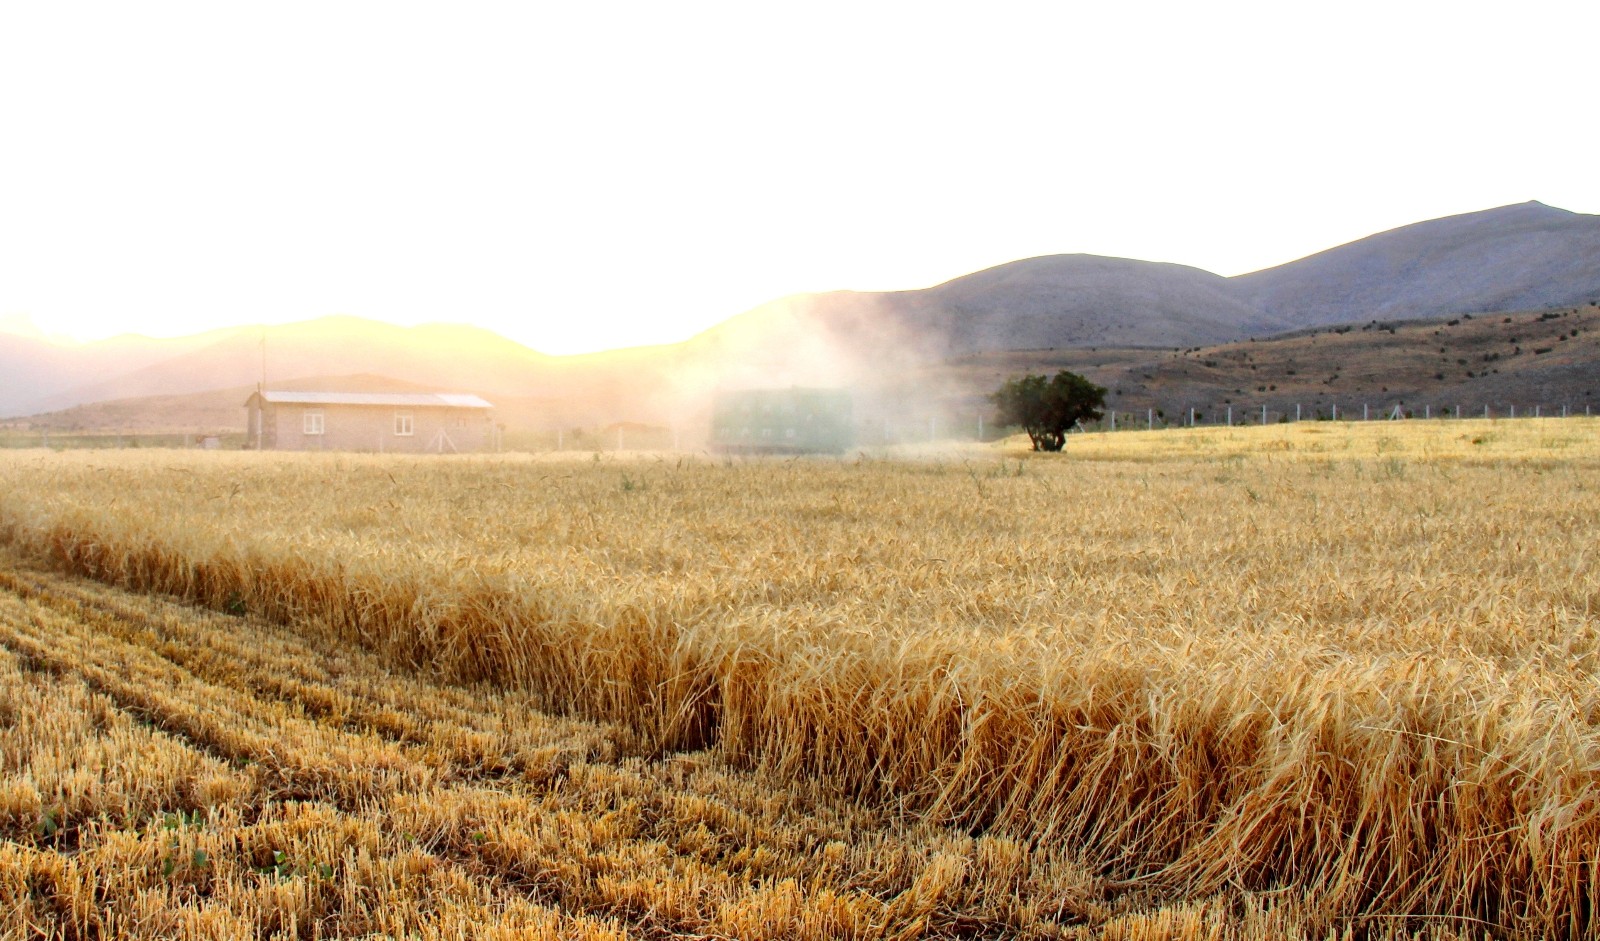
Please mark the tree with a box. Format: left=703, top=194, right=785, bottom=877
left=990, top=370, right=1107, bottom=452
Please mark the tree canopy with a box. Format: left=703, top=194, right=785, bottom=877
left=990, top=370, right=1107, bottom=451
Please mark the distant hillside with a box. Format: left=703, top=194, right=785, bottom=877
left=893, top=254, right=1288, bottom=352
left=0, top=328, right=223, bottom=417
left=1234, top=201, right=1600, bottom=327
left=684, top=255, right=1289, bottom=378
left=6, top=374, right=447, bottom=435
left=0, top=334, right=74, bottom=416
left=22, top=317, right=557, bottom=415
left=922, top=303, right=1600, bottom=423
left=4, top=200, right=1597, bottom=428
left=680, top=201, right=1600, bottom=370
left=14, top=305, right=1596, bottom=445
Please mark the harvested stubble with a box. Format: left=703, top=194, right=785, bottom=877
left=0, top=552, right=1109, bottom=939
left=1, top=418, right=1598, bottom=937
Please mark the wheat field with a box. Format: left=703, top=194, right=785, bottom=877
left=1, top=418, right=1597, bottom=938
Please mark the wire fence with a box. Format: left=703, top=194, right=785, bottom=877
left=865, top=401, right=1599, bottom=445
left=1093, top=401, right=1596, bottom=432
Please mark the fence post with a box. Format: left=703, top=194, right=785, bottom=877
left=1148, top=408, right=1153, bottom=431
left=1110, top=409, right=1116, bottom=431
left=1332, top=404, right=1338, bottom=420
left=1189, top=407, right=1195, bottom=427
left=1227, top=406, right=1232, bottom=426
left=1424, top=405, right=1430, bottom=419
left=1296, top=404, right=1301, bottom=422
left=1261, top=404, right=1267, bottom=425
left=1364, top=403, right=1369, bottom=420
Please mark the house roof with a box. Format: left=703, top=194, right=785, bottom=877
left=249, top=391, right=494, bottom=409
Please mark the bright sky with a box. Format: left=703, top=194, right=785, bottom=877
left=1, top=1, right=1594, bottom=354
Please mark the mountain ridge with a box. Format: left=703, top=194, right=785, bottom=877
left=1233, top=200, right=1600, bottom=326
left=3, top=200, right=1597, bottom=420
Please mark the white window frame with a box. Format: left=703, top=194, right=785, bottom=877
left=303, top=410, right=324, bottom=435
left=394, top=412, right=414, bottom=436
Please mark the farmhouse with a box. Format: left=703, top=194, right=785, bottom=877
left=710, top=387, right=854, bottom=454
left=245, top=391, right=495, bottom=452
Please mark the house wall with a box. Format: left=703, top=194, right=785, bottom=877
left=265, top=404, right=492, bottom=452
left=246, top=401, right=277, bottom=450
left=246, top=401, right=261, bottom=448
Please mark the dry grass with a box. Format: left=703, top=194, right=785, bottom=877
left=1061, top=414, right=1600, bottom=462
left=1, top=417, right=1598, bottom=937
left=0, top=557, right=1110, bottom=939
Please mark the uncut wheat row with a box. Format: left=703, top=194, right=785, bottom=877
left=2, top=419, right=1598, bottom=935
left=0, top=550, right=1178, bottom=939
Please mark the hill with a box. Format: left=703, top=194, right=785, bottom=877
left=3, top=200, right=1597, bottom=432
left=892, top=254, right=1287, bottom=353
left=920, top=303, right=1600, bottom=426
left=4, top=374, right=446, bottom=437
left=1234, top=201, right=1600, bottom=328
left=688, top=254, right=1291, bottom=375
left=0, top=328, right=224, bottom=417
left=20, top=317, right=556, bottom=416
left=12, top=304, right=1596, bottom=446
left=681, top=201, right=1600, bottom=367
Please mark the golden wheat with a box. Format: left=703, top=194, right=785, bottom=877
left=0, top=417, right=1597, bottom=937
left=0, top=551, right=1111, bottom=939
